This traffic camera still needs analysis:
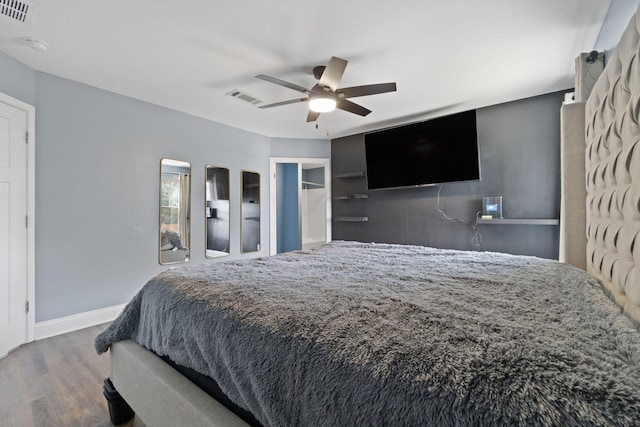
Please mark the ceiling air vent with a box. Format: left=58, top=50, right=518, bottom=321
left=226, top=89, right=261, bottom=106
left=0, top=0, right=35, bottom=24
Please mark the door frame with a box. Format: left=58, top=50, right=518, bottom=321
left=0, top=91, right=35, bottom=343
left=269, top=157, right=331, bottom=255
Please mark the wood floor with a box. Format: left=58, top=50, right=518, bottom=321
left=0, top=323, right=136, bottom=427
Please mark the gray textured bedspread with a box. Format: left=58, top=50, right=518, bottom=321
left=96, top=241, right=640, bottom=426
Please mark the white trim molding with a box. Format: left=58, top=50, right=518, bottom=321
left=34, top=304, right=126, bottom=340
left=0, top=91, right=36, bottom=344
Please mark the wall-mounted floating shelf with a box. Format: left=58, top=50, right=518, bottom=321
left=335, top=171, right=366, bottom=179
left=334, top=194, right=368, bottom=200
left=476, top=218, right=559, bottom=226
left=333, top=171, right=368, bottom=225
left=335, top=216, right=369, bottom=222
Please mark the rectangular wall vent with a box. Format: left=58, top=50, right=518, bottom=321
left=226, top=89, right=261, bottom=105
left=0, top=0, right=34, bottom=24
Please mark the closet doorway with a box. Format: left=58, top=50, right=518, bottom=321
left=269, top=158, right=331, bottom=255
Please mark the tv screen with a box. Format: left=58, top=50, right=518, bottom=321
left=364, top=110, right=480, bottom=190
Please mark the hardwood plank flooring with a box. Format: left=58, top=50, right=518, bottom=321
left=0, top=323, right=137, bottom=427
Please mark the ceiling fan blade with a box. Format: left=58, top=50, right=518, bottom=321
left=255, top=74, right=311, bottom=94
left=337, top=82, right=397, bottom=99
left=337, top=99, right=371, bottom=116
left=318, top=56, right=348, bottom=91
left=258, top=98, right=308, bottom=109
left=306, top=110, right=321, bottom=122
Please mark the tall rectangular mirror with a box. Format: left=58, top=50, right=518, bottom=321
left=159, top=159, right=191, bottom=264
left=241, top=170, right=260, bottom=253
left=205, top=166, right=230, bottom=258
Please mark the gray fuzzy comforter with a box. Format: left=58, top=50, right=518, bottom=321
left=96, top=241, right=640, bottom=426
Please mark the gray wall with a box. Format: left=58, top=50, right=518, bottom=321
left=332, top=91, right=565, bottom=259
left=0, top=52, right=35, bottom=105
left=1, top=51, right=330, bottom=322
left=270, top=137, right=331, bottom=158
left=595, top=0, right=640, bottom=60
left=33, top=72, right=270, bottom=321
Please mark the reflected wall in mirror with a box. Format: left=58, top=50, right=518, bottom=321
left=241, top=170, right=261, bottom=253
left=205, top=166, right=230, bottom=258
left=159, top=159, right=191, bottom=265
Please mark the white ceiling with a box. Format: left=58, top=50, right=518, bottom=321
left=0, top=0, right=614, bottom=139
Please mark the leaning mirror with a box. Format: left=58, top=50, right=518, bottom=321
left=241, top=170, right=260, bottom=253
left=205, top=166, right=230, bottom=258
left=159, top=159, right=191, bottom=265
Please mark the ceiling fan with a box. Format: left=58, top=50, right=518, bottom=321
left=255, top=56, right=397, bottom=122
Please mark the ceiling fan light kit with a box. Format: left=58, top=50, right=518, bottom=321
left=309, top=95, right=336, bottom=113
left=256, top=56, right=397, bottom=122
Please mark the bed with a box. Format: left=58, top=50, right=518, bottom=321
left=96, top=5, right=640, bottom=426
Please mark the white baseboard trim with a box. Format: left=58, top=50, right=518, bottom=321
left=35, top=304, right=126, bottom=340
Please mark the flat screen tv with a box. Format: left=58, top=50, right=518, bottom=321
left=364, top=110, right=480, bottom=190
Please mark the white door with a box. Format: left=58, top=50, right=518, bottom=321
left=0, top=100, right=28, bottom=358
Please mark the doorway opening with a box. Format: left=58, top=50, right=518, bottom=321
left=269, top=158, right=331, bottom=255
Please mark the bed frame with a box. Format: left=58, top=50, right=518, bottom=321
left=109, top=4, right=640, bottom=426
left=111, top=340, right=248, bottom=426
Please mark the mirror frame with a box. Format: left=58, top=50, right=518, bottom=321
left=159, top=158, right=191, bottom=265
left=241, top=170, right=261, bottom=253
left=205, top=165, right=231, bottom=259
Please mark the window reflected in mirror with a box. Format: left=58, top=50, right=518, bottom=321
left=205, top=166, right=230, bottom=258
left=159, top=159, right=191, bottom=264
left=241, top=170, right=260, bottom=253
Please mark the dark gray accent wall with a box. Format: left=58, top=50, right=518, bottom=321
left=332, top=91, right=565, bottom=259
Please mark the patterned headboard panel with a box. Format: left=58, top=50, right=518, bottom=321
left=585, top=5, right=640, bottom=323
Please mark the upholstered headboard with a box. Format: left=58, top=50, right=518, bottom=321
left=585, top=5, right=640, bottom=323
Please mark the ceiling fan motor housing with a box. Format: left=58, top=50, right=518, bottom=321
left=313, top=65, right=326, bottom=80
